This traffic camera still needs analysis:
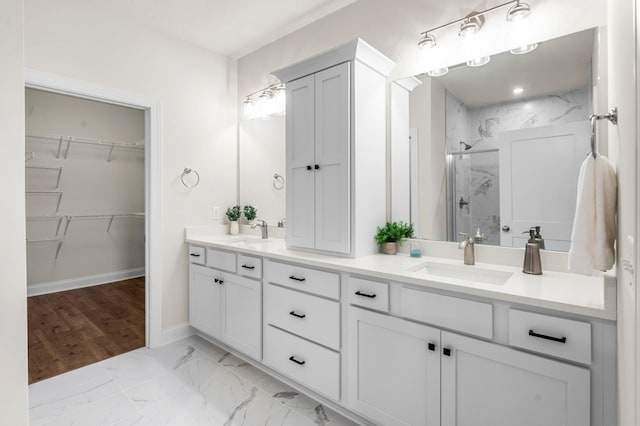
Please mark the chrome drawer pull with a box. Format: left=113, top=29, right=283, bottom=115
left=355, top=290, right=376, bottom=299
left=241, top=264, right=255, bottom=270
left=289, top=275, right=306, bottom=282
left=289, top=310, right=306, bottom=319
left=288, top=355, right=306, bottom=366
left=528, top=329, right=567, bottom=344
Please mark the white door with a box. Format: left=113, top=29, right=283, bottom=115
left=286, top=74, right=316, bottom=249
left=348, top=307, right=440, bottom=426
left=314, top=62, right=350, bottom=253
left=220, top=272, right=262, bottom=360
left=188, top=264, right=222, bottom=338
left=499, top=121, right=590, bottom=250
left=441, top=331, right=590, bottom=426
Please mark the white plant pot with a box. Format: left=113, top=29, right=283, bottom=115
left=229, top=221, right=239, bottom=235
left=383, top=242, right=398, bottom=255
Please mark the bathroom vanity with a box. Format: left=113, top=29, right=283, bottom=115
left=185, top=232, right=616, bottom=426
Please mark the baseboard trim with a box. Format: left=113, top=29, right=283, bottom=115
left=27, top=268, right=145, bottom=297
left=162, top=322, right=195, bottom=345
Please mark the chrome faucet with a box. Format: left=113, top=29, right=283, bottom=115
left=458, top=232, right=475, bottom=265
left=251, top=220, right=268, bottom=239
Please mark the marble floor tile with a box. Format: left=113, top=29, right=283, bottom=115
left=29, top=335, right=361, bottom=426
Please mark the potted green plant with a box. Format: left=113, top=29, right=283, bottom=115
left=374, top=221, right=414, bottom=255
left=226, top=205, right=241, bottom=235
left=243, top=205, right=258, bottom=223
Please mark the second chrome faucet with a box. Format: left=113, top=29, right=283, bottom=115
left=251, top=220, right=268, bottom=239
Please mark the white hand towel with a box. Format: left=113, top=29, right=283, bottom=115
left=568, top=154, right=617, bottom=275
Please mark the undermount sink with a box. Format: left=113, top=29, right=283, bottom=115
left=408, top=261, right=513, bottom=285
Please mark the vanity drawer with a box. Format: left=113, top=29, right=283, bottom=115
left=237, top=254, right=262, bottom=279
left=264, top=260, right=339, bottom=300
left=508, top=309, right=592, bottom=365
left=206, top=248, right=236, bottom=272
left=263, top=324, right=340, bottom=401
left=400, top=287, right=493, bottom=339
left=264, top=284, right=340, bottom=350
left=188, top=245, right=205, bottom=265
left=347, top=277, right=389, bottom=312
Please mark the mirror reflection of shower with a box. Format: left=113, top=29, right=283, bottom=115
left=448, top=148, right=500, bottom=245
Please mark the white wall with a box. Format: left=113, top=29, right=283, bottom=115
left=608, top=0, right=637, bottom=424
left=24, top=0, right=238, bottom=331
left=25, top=89, right=145, bottom=291
left=0, top=0, right=29, bottom=423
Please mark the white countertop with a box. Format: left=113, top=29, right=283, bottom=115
left=185, top=232, right=617, bottom=321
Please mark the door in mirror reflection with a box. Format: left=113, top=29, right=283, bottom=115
left=499, top=121, right=590, bottom=251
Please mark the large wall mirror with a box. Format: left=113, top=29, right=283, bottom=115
left=238, top=116, right=286, bottom=226
left=395, top=27, right=606, bottom=252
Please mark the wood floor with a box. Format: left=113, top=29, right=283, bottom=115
left=28, top=277, right=145, bottom=384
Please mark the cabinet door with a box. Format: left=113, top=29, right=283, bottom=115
left=286, top=74, right=316, bottom=249
left=348, top=307, right=440, bottom=426
left=220, top=272, right=262, bottom=360
left=314, top=62, right=351, bottom=253
left=441, top=331, right=590, bottom=426
left=189, top=264, right=222, bottom=338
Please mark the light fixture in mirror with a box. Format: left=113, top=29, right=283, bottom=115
left=418, top=33, right=436, bottom=49
left=458, top=16, right=482, bottom=37
left=396, top=28, right=603, bottom=252
left=427, top=67, right=449, bottom=77
left=510, top=43, right=538, bottom=55
left=466, top=56, right=491, bottom=67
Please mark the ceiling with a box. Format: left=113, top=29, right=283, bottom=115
left=86, top=0, right=358, bottom=58
left=428, top=28, right=595, bottom=107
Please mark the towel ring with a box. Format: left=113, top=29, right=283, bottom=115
left=273, top=173, right=285, bottom=190
left=181, top=168, right=200, bottom=189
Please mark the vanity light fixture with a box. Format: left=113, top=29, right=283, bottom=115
left=506, top=0, right=531, bottom=22
left=510, top=43, right=538, bottom=55
left=458, top=16, right=482, bottom=38
left=418, top=0, right=532, bottom=48
left=427, top=67, right=449, bottom=77
left=466, top=56, right=491, bottom=67
left=242, top=82, right=285, bottom=120
left=418, top=33, right=437, bottom=49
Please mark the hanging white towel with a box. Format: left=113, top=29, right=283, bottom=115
left=568, top=154, right=617, bottom=275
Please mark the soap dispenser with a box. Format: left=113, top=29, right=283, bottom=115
left=523, top=228, right=542, bottom=275
left=533, top=225, right=545, bottom=250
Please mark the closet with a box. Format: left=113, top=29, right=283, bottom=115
left=25, top=88, right=146, bottom=383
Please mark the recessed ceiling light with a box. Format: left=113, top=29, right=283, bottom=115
left=513, top=87, right=524, bottom=95
left=466, top=56, right=491, bottom=67
left=510, top=43, right=538, bottom=55
left=427, top=67, right=449, bottom=77
left=506, top=1, right=531, bottom=22
left=418, top=33, right=436, bottom=49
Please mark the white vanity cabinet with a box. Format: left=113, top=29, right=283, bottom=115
left=273, top=38, right=394, bottom=257
left=262, top=259, right=342, bottom=400
left=188, top=248, right=262, bottom=360
left=348, top=306, right=590, bottom=426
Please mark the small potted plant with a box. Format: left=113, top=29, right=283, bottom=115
left=374, top=221, right=414, bottom=255
left=243, top=205, right=258, bottom=224
left=226, top=205, right=241, bottom=235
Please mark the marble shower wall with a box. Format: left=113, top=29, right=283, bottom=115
left=446, top=86, right=591, bottom=246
